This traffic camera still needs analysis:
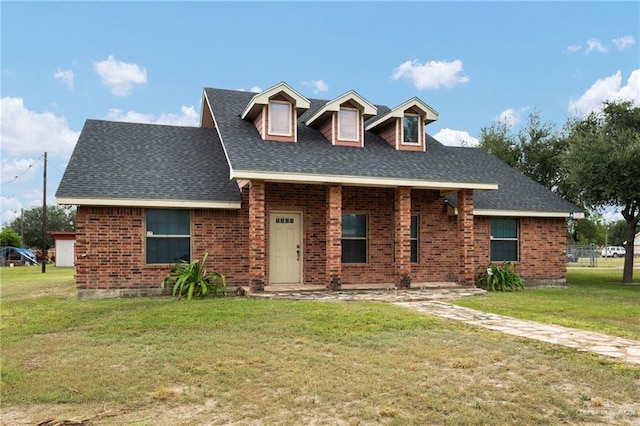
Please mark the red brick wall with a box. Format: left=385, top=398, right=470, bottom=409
left=75, top=201, right=250, bottom=294
left=474, top=216, right=567, bottom=283
left=75, top=186, right=568, bottom=295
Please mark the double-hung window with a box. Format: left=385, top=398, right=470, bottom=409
left=342, top=213, right=367, bottom=263
left=269, top=100, right=292, bottom=136
left=146, top=209, right=190, bottom=264
left=490, top=218, right=518, bottom=262
left=410, top=215, right=419, bottom=263
left=402, top=114, right=420, bottom=144
left=338, top=108, right=358, bottom=141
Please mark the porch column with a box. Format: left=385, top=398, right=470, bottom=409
left=394, top=187, right=412, bottom=288
left=249, top=180, right=266, bottom=292
left=326, top=184, right=342, bottom=290
left=457, top=189, right=476, bottom=286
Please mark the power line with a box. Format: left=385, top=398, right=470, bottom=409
left=2, top=155, right=43, bottom=185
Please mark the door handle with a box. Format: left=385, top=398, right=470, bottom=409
left=296, top=245, right=300, bottom=261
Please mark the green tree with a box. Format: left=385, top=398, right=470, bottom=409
left=478, top=120, right=520, bottom=168
left=564, top=100, right=640, bottom=283
left=479, top=111, right=567, bottom=194
left=0, top=227, right=22, bottom=247
left=8, top=205, right=75, bottom=249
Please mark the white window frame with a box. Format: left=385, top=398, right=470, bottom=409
left=268, top=100, right=292, bottom=136
left=401, top=113, right=421, bottom=145
left=490, top=218, right=519, bottom=262
left=338, top=107, right=359, bottom=141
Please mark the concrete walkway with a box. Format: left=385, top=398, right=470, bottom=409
left=249, top=288, right=640, bottom=365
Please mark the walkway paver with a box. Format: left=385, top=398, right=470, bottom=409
left=249, top=288, right=640, bottom=365
left=395, top=301, right=640, bottom=365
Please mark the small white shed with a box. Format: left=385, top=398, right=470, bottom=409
left=50, top=232, right=76, bottom=267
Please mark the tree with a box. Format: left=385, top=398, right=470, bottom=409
left=479, top=111, right=567, bottom=194
left=8, top=205, right=75, bottom=249
left=0, top=227, right=22, bottom=247
left=564, top=100, right=640, bottom=283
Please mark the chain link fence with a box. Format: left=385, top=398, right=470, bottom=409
left=567, top=244, right=599, bottom=267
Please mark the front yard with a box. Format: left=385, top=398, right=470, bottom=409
left=1, top=266, right=638, bottom=425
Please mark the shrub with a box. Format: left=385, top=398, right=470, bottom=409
left=162, top=253, right=227, bottom=300
left=476, top=262, right=525, bottom=292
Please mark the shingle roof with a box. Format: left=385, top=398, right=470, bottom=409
left=57, top=87, right=580, bottom=215
left=56, top=120, right=241, bottom=204
left=205, top=88, right=581, bottom=214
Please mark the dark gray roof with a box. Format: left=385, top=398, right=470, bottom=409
left=56, top=120, right=241, bottom=203
left=205, top=88, right=580, bottom=214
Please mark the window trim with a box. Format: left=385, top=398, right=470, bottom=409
left=268, top=100, right=292, bottom=136
left=341, top=213, right=368, bottom=264
left=145, top=209, right=191, bottom=265
left=490, top=218, right=519, bottom=262
left=410, top=215, right=419, bottom=263
left=401, top=113, right=421, bottom=145
left=338, top=107, right=359, bottom=141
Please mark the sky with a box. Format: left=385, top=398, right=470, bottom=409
left=1, top=1, right=639, bottom=226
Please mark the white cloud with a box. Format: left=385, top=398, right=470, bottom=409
left=238, top=87, right=263, bottom=93
left=302, top=80, right=329, bottom=94
left=0, top=97, right=79, bottom=158
left=0, top=196, right=22, bottom=225
left=105, top=105, right=199, bottom=127
left=93, top=55, right=147, bottom=96
left=566, top=44, right=582, bottom=54
left=53, top=68, right=74, bottom=89
left=612, top=35, right=636, bottom=50
left=497, top=108, right=520, bottom=128
left=433, top=128, right=479, bottom=147
left=392, top=59, right=469, bottom=90
left=568, top=69, right=640, bottom=116
left=585, top=38, right=607, bottom=54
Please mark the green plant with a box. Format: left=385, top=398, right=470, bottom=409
left=476, top=262, right=525, bottom=292
left=161, top=253, right=227, bottom=300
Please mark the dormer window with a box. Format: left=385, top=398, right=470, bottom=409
left=269, top=100, right=292, bottom=136
left=338, top=107, right=359, bottom=141
left=305, top=91, right=377, bottom=148
left=402, top=114, right=420, bottom=144
left=366, top=97, right=439, bottom=152
left=240, top=82, right=310, bottom=142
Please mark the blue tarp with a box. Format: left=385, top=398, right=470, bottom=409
left=0, top=246, right=38, bottom=265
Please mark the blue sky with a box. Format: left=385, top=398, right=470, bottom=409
left=1, top=1, right=639, bottom=225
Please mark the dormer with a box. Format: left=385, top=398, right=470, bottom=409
left=241, top=82, right=310, bottom=142
left=365, top=97, right=438, bottom=152
left=305, top=91, right=377, bottom=148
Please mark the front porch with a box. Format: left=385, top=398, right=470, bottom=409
left=246, top=180, right=479, bottom=292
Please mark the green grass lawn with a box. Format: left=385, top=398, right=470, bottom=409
left=1, top=266, right=639, bottom=425
left=454, top=268, right=640, bottom=341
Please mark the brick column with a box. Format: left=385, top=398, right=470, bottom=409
left=249, top=180, right=266, bottom=292
left=457, top=189, right=475, bottom=286
left=394, top=187, right=412, bottom=288
left=326, top=184, right=342, bottom=290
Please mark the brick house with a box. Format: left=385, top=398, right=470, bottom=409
left=56, top=82, right=581, bottom=299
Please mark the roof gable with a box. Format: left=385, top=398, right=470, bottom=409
left=305, top=90, right=377, bottom=127
left=240, top=82, right=311, bottom=120
left=365, top=97, right=439, bottom=132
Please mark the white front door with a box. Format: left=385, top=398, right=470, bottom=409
left=269, top=212, right=302, bottom=284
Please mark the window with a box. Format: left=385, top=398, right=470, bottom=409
left=146, top=209, right=190, bottom=264
left=269, top=101, right=292, bottom=136
left=342, top=213, right=367, bottom=263
left=410, top=215, right=419, bottom=263
left=490, top=218, right=518, bottom=262
left=403, top=114, right=419, bottom=144
left=338, top=108, right=358, bottom=141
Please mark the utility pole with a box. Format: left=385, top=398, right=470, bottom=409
left=20, top=208, right=24, bottom=245
left=42, top=152, right=47, bottom=273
